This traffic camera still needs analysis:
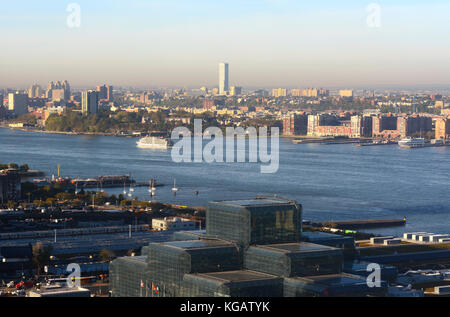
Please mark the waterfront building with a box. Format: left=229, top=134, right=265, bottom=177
left=219, top=62, right=229, bottom=95
left=435, top=117, right=450, bottom=140
left=350, top=115, right=373, bottom=138
left=372, top=114, right=432, bottom=139
left=307, top=114, right=341, bottom=137
left=284, top=274, right=387, bottom=297
left=372, top=114, right=399, bottom=138
left=397, top=115, right=432, bottom=138
left=82, top=90, right=99, bottom=114
left=314, top=125, right=351, bottom=137
left=8, top=92, right=28, bottom=116
left=283, top=113, right=308, bottom=136
left=110, top=197, right=387, bottom=297
left=206, top=198, right=302, bottom=247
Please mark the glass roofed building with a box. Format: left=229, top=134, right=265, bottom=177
left=206, top=197, right=302, bottom=247
left=110, top=197, right=389, bottom=297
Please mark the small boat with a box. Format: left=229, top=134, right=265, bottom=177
left=172, top=179, right=179, bottom=195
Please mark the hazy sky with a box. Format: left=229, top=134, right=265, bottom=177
left=1, top=0, right=450, bottom=89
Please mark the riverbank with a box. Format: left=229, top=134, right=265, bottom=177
left=0, top=125, right=141, bottom=137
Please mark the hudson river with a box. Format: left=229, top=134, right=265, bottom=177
left=1, top=128, right=449, bottom=236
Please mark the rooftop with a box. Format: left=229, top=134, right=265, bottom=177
left=28, top=286, right=91, bottom=297
left=193, top=270, right=279, bottom=283
left=162, top=239, right=234, bottom=250
left=290, top=273, right=367, bottom=286
left=253, top=242, right=338, bottom=254
left=210, top=197, right=297, bottom=208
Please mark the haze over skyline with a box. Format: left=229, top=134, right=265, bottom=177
left=1, top=0, right=450, bottom=89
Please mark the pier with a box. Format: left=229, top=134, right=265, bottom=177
left=315, top=218, right=407, bottom=230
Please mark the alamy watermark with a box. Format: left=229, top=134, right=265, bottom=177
left=366, top=263, right=382, bottom=288
left=66, top=263, right=81, bottom=288
left=67, top=3, right=81, bottom=28
left=366, top=3, right=382, bottom=28
left=171, top=119, right=280, bottom=174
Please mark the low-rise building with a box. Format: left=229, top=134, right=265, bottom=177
left=152, top=217, right=197, bottom=231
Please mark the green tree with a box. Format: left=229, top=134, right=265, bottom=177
left=99, top=249, right=116, bottom=262
left=20, top=164, right=30, bottom=171
left=32, top=242, right=53, bottom=276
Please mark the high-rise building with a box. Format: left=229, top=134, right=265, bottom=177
left=28, top=84, right=42, bottom=98
left=62, top=80, right=71, bottom=100
left=45, top=80, right=70, bottom=101
left=51, top=89, right=66, bottom=102
left=96, top=85, right=114, bottom=101
left=350, top=115, right=373, bottom=138
left=229, top=86, right=242, bottom=96
left=96, top=85, right=108, bottom=100
left=82, top=91, right=99, bottom=114
left=107, top=85, right=114, bottom=102
left=283, top=114, right=308, bottom=136
left=219, top=62, right=229, bottom=95
left=8, top=92, right=28, bottom=116
left=272, top=88, right=287, bottom=98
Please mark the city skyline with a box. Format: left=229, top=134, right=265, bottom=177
left=1, top=1, right=450, bottom=88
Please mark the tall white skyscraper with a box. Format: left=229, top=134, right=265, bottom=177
left=219, top=62, right=229, bottom=95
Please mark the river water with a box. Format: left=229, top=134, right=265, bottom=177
left=1, top=128, right=449, bottom=236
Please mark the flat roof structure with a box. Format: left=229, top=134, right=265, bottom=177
left=28, top=287, right=91, bottom=297
left=244, top=242, right=343, bottom=277
left=284, top=273, right=388, bottom=297
left=182, top=270, right=284, bottom=297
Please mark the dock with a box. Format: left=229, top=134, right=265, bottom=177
left=357, top=142, right=396, bottom=147
left=315, top=218, right=407, bottom=230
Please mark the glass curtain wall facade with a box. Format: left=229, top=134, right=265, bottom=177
left=207, top=198, right=302, bottom=247
left=244, top=243, right=343, bottom=277
left=110, top=197, right=389, bottom=297
left=181, top=271, right=284, bottom=297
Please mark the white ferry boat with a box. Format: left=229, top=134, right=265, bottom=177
left=137, top=136, right=173, bottom=150
left=398, top=137, right=425, bottom=149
